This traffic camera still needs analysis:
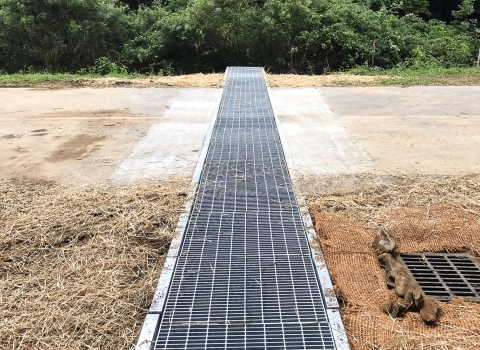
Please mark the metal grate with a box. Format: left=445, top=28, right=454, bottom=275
left=155, top=323, right=334, bottom=349
left=153, top=67, right=336, bottom=349
left=400, top=253, right=480, bottom=301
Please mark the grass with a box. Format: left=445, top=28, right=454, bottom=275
left=1, top=66, right=480, bottom=88
left=0, top=72, right=140, bottom=87
left=0, top=72, right=79, bottom=86
left=347, top=66, right=480, bottom=86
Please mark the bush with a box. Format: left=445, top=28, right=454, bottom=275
left=0, top=0, right=127, bottom=73
left=89, top=57, right=128, bottom=76
left=408, top=20, right=479, bottom=68
left=0, top=0, right=479, bottom=74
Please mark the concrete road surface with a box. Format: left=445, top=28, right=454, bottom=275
left=1, top=86, right=479, bottom=184
left=0, top=88, right=221, bottom=183
left=271, top=86, right=480, bottom=179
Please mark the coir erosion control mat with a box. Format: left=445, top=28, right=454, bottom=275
left=311, top=204, right=480, bottom=350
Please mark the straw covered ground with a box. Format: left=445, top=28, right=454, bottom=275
left=0, top=178, right=189, bottom=350
left=3, top=174, right=480, bottom=350
left=308, top=174, right=480, bottom=350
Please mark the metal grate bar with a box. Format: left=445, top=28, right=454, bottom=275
left=154, top=67, right=336, bottom=349
left=400, top=253, right=480, bottom=301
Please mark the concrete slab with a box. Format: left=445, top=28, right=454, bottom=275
left=110, top=88, right=221, bottom=182
left=272, top=86, right=480, bottom=184
left=320, top=86, right=480, bottom=175
left=320, top=86, right=480, bottom=117
left=0, top=88, right=220, bottom=183
left=270, top=88, right=374, bottom=178
left=3, top=85, right=479, bottom=185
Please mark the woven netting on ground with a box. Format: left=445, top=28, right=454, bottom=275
left=312, top=205, right=480, bottom=350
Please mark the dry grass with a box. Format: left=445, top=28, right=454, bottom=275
left=3, top=173, right=480, bottom=349
left=0, top=178, right=188, bottom=350
left=3, top=71, right=480, bottom=89
left=308, top=174, right=480, bottom=350
left=266, top=74, right=380, bottom=87
left=81, top=74, right=225, bottom=88
left=307, top=174, right=480, bottom=228
left=0, top=72, right=383, bottom=89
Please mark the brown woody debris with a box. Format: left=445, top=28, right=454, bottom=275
left=420, top=296, right=440, bottom=322
left=376, top=231, right=439, bottom=323
left=372, top=228, right=396, bottom=255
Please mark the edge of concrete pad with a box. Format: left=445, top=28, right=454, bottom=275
left=327, top=309, right=351, bottom=350
left=264, top=69, right=350, bottom=350
left=135, top=80, right=224, bottom=350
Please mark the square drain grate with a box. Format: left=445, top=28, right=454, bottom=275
left=400, top=253, right=480, bottom=301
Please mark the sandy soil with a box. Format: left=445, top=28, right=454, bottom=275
left=78, top=74, right=225, bottom=88
left=267, top=74, right=379, bottom=87
left=0, top=73, right=384, bottom=89
left=0, top=74, right=225, bottom=89
left=1, top=109, right=152, bottom=182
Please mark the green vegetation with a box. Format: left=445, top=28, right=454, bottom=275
left=2, top=67, right=480, bottom=88
left=0, top=0, right=479, bottom=75
left=349, top=66, right=480, bottom=85
left=0, top=72, right=136, bottom=86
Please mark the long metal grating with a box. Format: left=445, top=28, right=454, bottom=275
left=153, top=67, right=337, bottom=349
left=400, top=253, right=480, bottom=301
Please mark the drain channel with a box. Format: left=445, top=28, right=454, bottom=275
left=152, top=67, right=341, bottom=349
left=400, top=253, right=480, bottom=301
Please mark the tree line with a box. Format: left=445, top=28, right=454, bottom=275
left=0, top=0, right=479, bottom=75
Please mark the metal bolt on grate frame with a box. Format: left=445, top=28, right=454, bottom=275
left=136, top=67, right=349, bottom=350
left=400, top=253, right=480, bottom=301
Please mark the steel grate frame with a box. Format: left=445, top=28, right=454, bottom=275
left=152, top=67, right=338, bottom=349
left=400, top=253, right=480, bottom=301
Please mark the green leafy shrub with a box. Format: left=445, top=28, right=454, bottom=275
left=89, top=57, right=128, bottom=76
left=0, top=0, right=479, bottom=74
left=0, top=0, right=127, bottom=73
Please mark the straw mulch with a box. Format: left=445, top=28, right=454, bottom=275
left=309, top=174, right=480, bottom=350
left=0, top=178, right=188, bottom=350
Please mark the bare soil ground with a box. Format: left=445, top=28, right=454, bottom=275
left=3, top=72, right=480, bottom=89
left=0, top=73, right=381, bottom=89
left=77, top=74, right=225, bottom=88
left=0, top=178, right=189, bottom=350
left=0, top=74, right=225, bottom=89
left=267, top=74, right=379, bottom=87
left=308, top=174, right=480, bottom=350
left=0, top=109, right=159, bottom=182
